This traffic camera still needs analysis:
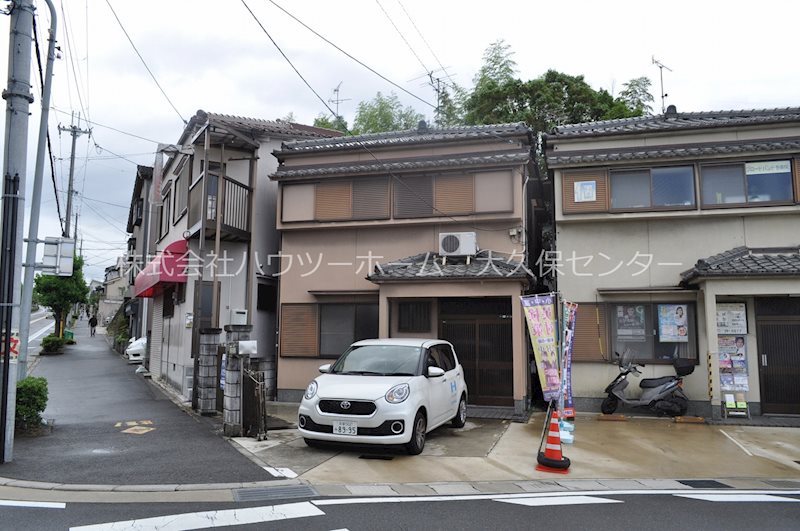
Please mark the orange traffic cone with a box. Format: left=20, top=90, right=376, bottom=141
left=536, top=407, right=571, bottom=474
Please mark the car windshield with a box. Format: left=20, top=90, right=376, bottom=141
left=330, top=345, right=421, bottom=376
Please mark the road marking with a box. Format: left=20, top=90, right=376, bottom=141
left=0, top=499, right=66, bottom=509
left=719, top=429, right=754, bottom=456
left=69, top=501, right=324, bottom=530
left=121, top=426, right=155, bottom=435
left=497, top=495, right=623, bottom=507
left=262, top=466, right=298, bottom=479
left=29, top=321, right=55, bottom=343
left=675, top=494, right=799, bottom=503
left=29, top=314, right=50, bottom=326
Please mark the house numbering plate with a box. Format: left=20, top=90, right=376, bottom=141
left=333, top=420, right=357, bottom=435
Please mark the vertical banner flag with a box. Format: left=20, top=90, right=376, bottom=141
left=561, top=301, right=578, bottom=417
left=521, top=294, right=560, bottom=401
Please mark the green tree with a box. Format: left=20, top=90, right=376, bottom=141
left=351, top=92, right=424, bottom=135
left=473, top=39, right=517, bottom=87
left=313, top=113, right=349, bottom=133
left=435, top=83, right=467, bottom=127
left=618, top=76, right=654, bottom=115
left=33, top=256, right=88, bottom=337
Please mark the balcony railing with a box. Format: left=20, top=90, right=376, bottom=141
left=188, top=173, right=251, bottom=237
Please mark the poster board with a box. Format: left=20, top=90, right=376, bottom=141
left=716, top=303, right=747, bottom=335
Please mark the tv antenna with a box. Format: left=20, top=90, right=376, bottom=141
left=328, top=82, right=350, bottom=121
left=652, top=56, right=672, bottom=114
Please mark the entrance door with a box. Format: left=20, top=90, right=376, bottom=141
left=440, top=318, right=513, bottom=407
left=757, top=320, right=800, bottom=414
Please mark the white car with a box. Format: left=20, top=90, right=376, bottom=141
left=125, top=337, right=147, bottom=364
left=298, top=338, right=468, bottom=455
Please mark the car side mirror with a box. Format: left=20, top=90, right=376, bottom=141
left=427, top=366, right=445, bottom=378
left=318, top=364, right=331, bottom=374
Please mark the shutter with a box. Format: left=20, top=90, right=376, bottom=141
left=572, top=303, right=608, bottom=362
left=435, top=174, right=474, bottom=215
left=315, top=181, right=352, bottom=220
left=280, top=304, right=319, bottom=357
left=393, top=175, right=433, bottom=218
left=150, top=297, right=164, bottom=377
left=562, top=170, right=608, bottom=214
left=794, top=158, right=800, bottom=204
left=352, top=177, right=390, bottom=220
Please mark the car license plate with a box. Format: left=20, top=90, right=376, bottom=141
left=333, top=420, right=357, bottom=435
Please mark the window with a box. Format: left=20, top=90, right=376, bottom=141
left=158, top=191, right=171, bottom=239
left=163, top=285, right=175, bottom=318
left=319, top=303, right=379, bottom=357
left=393, top=175, right=433, bottom=218
left=701, top=160, right=793, bottom=206
left=610, top=166, right=695, bottom=210
left=430, top=344, right=456, bottom=371
left=174, top=174, right=188, bottom=222
left=134, top=198, right=144, bottom=226
left=257, top=283, right=277, bottom=312
left=610, top=303, right=697, bottom=363
left=398, top=301, right=431, bottom=332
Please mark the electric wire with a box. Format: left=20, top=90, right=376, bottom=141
left=104, top=0, right=186, bottom=124
left=32, top=14, right=64, bottom=235
left=241, top=2, right=526, bottom=233
left=50, top=107, right=164, bottom=144
left=396, top=0, right=457, bottom=87
left=60, top=0, right=89, bottom=122
left=375, top=0, right=429, bottom=75
left=264, top=0, right=434, bottom=109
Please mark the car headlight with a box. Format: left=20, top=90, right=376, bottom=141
left=304, top=381, right=318, bottom=400
left=385, top=383, right=410, bottom=404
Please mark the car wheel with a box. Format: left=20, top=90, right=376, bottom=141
left=451, top=395, right=467, bottom=428
left=405, top=411, right=427, bottom=455
left=601, top=395, right=618, bottom=415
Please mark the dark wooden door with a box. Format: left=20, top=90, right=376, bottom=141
left=441, top=319, right=513, bottom=406
left=757, top=320, right=800, bottom=415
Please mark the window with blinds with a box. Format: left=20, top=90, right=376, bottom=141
left=393, top=175, right=434, bottom=218
left=352, top=177, right=390, bottom=219
left=571, top=303, right=608, bottom=362
left=435, top=174, right=474, bottom=215
left=279, top=304, right=319, bottom=357
left=315, top=181, right=352, bottom=220
left=562, top=171, right=609, bottom=214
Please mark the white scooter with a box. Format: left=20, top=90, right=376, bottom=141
left=601, top=351, right=694, bottom=416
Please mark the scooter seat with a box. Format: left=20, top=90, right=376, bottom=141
left=639, top=376, right=675, bottom=389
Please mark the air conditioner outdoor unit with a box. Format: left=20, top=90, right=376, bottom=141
left=439, top=232, right=478, bottom=256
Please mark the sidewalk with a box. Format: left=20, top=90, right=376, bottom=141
left=2, top=323, right=799, bottom=502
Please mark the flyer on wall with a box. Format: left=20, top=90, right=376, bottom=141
left=658, top=304, right=689, bottom=342
left=520, top=294, right=561, bottom=401
left=717, top=334, right=749, bottom=391
left=616, top=305, right=646, bottom=343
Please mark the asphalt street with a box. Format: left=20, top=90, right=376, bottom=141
left=0, top=318, right=272, bottom=485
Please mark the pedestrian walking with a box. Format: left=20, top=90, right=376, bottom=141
left=89, top=315, right=98, bottom=337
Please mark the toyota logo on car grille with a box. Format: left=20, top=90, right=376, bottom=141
left=340, top=401, right=351, bottom=410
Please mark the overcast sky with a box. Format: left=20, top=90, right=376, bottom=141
left=1, top=0, right=798, bottom=281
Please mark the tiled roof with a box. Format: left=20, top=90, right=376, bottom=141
left=548, top=107, right=800, bottom=139
left=272, top=150, right=530, bottom=179
left=547, top=138, right=800, bottom=167
left=681, top=246, right=800, bottom=282
left=275, top=122, right=531, bottom=155
left=367, top=252, right=531, bottom=283
left=205, top=111, right=342, bottom=139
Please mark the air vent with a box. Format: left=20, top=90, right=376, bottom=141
left=438, top=232, right=478, bottom=256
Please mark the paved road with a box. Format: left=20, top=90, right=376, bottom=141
left=0, top=490, right=798, bottom=530
left=0, top=319, right=273, bottom=485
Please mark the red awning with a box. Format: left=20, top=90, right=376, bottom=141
left=134, top=239, right=189, bottom=298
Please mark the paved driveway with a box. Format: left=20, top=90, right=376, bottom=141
left=0, top=321, right=272, bottom=485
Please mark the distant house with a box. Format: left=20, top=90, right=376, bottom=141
left=132, top=110, right=341, bottom=411
left=544, top=106, right=800, bottom=417
left=125, top=165, right=155, bottom=341
left=271, top=122, right=547, bottom=416
left=99, top=257, right=127, bottom=325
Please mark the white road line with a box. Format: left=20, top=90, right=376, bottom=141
left=275, top=467, right=298, bottom=479
left=29, top=321, right=55, bottom=343
left=69, top=501, right=324, bottom=531
left=497, top=495, right=623, bottom=507
left=0, top=499, right=66, bottom=509
left=675, top=494, right=799, bottom=503
left=313, top=489, right=800, bottom=506
left=719, top=429, right=754, bottom=456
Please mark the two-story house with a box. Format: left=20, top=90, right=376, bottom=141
left=125, top=165, right=155, bottom=344
left=545, top=106, right=800, bottom=418
left=271, top=122, right=542, bottom=416
left=99, top=257, right=127, bottom=325
left=133, top=110, right=340, bottom=413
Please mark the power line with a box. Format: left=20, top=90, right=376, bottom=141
left=60, top=0, right=89, bottom=121
left=56, top=188, right=130, bottom=209
left=104, top=0, right=186, bottom=124
left=80, top=200, right=130, bottom=236
left=50, top=107, right=163, bottom=144
left=375, top=0, right=429, bottom=75
left=396, top=0, right=457, bottom=86
left=264, top=0, right=434, bottom=109
left=240, top=2, right=524, bottom=234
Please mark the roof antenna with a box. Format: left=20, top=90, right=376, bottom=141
left=328, top=82, right=350, bottom=124
left=652, top=56, right=672, bottom=114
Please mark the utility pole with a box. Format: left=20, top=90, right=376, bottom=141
left=1, top=0, right=35, bottom=464
left=59, top=119, right=90, bottom=238
left=17, top=0, right=58, bottom=383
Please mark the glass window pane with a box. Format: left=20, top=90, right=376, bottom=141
left=611, top=170, right=650, bottom=209
left=745, top=161, right=793, bottom=202
left=320, top=304, right=355, bottom=356
left=611, top=304, right=653, bottom=361
left=702, top=165, right=745, bottom=205
left=652, top=166, right=695, bottom=207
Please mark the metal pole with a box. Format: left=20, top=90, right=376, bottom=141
left=1, top=0, right=35, bottom=464
left=1, top=174, right=21, bottom=463
left=17, top=0, right=57, bottom=381
left=192, top=127, right=210, bottom=410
